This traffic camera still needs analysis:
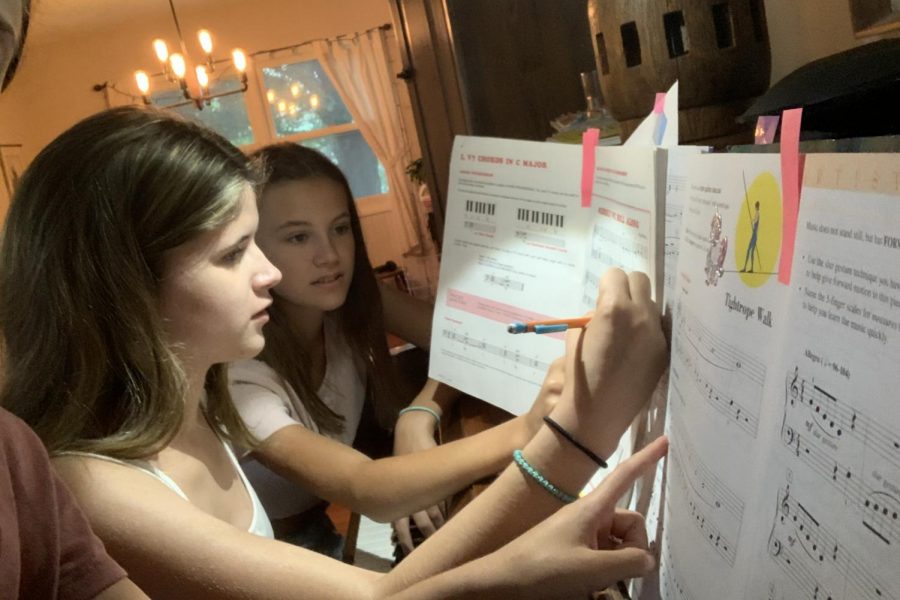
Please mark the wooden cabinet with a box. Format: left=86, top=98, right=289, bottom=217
left=389, top=0, right=597, bottom=246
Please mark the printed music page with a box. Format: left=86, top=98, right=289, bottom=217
left=659, top=153, right=790, bottom=598
left=577, top=147, right=665, bottom=311
left=430, top=136, right=664, bottom=415
left=429, top=136, right=593, bottom=415
left=746, top=154, right=900, bottom=600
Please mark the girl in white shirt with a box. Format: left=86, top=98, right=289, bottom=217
left=231, top=143, right=554, bottom=555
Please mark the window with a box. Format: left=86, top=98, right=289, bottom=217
left=151, top=76, right=254, bottom=147
left=259, top=57, right=388, bottom=198
left=300, top=131, right=388, bottom=199
left=150, top=52, right=388, bottom=201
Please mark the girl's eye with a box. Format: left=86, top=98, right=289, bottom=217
left=335, top=223, right=352, bottom=235
left=287, top=232, right=309, bottom=244
left=221, top=246, right=247, bottom=265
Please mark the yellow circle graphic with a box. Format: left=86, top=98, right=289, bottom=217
left=734, top=172, right=782, bottom=288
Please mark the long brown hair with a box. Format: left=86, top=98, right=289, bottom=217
left=251, top=143, right=401, bottom=434
left=0, top=106, right=258, bottom=457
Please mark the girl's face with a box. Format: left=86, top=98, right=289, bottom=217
left=158, top=184, right=282, bottom=369
left=256, top=177, right=356, bottom=318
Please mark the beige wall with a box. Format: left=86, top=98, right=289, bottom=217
left=0, top=0, right=392, bottom=165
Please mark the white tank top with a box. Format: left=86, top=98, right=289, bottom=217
left=60, top=437, right=273, bottom=539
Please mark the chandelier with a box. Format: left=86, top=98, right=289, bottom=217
left=133, top=0, right=249, bottom=110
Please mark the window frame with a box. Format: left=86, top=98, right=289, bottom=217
left=242, top=48, right=393, bottom=218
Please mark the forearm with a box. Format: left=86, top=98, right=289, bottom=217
left=381, top=422, right=600, bottom=593
left=400, top=377, right=460, bottom=418
left=379, top=283, right=433, bottom=349
left=349, top=416, right=526, bottom=521
left=375, top=549, right=516, bottom=600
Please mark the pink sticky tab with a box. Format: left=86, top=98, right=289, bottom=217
left=581, top=128, right=601, bottom=208
left=653, top=93, right=666, bottom=114
left=778, top=108, right=803, bottom=285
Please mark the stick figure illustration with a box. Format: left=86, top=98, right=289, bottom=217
left=740, top=200, right=761, bottom=273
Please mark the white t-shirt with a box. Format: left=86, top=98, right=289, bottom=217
left=229, top=322, right=366, bottom=519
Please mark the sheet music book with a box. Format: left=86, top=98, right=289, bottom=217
left=428, top=136, right=666, bottom=415
left=654, top=152, right=900, bottom=600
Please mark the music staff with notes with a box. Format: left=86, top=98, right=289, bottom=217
left=766, top=485, right=895, bottom=600
left=670, top=304, right=764, bottom=438
left=667, top=413, right=745, bottom=566
left=779, top=370, right=900, bottom=548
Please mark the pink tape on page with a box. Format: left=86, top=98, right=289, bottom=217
left=653, top=93, right=666, bottom=114
left=652, top=93, right=668, bottom=145
left=778, top=108, right=804, bottom=285
left=581, top=128, right=601, bottom=208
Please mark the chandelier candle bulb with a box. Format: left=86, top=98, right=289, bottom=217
left=129, top=1, right=250, bottom=110
left=152, top=39, right=169, bottom=63
left=197, top=29, right=213, bottom=54
left=195, top=66, right=209, bottom=92
left=232, top=49, right=248, bottom=85
left=134, top=71, right=151, bottom=104
left=169, top=53, right=187, bottom=79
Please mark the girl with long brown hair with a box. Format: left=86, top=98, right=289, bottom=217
left=230, top=143, right=552, bottom=555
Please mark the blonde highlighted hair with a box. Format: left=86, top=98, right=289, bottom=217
left=0, top=106, right=258, bottom=457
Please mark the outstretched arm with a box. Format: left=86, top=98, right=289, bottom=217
left=382, top=269, right=668, bottom=592
left=251, top=365, right=558, bottom=522
left=56, top=429, right=666, bottom=600
left=391, top=360, right=562, bottom=551
left=382, top=437, right=668, bottom=600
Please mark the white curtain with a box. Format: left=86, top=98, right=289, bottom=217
left=313, top=30, right=433, bottom=256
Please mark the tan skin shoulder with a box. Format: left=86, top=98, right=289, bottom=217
left=53, top=419, right=255, bottom=534
left=52, top=453, right=378, bottom=599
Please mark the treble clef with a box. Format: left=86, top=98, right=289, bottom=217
left=780, top=486, right=791, bottom=520
left=788, top=366, right=800, bottom=404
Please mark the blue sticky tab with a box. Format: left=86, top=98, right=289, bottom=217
left=534, top=324, right=568, bottom=334
left=653, top=113, right=667, bottom=146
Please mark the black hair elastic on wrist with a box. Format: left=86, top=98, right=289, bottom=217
left=542, top=416, right=608, bottom=468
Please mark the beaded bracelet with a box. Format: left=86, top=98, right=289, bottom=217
left=543, top=416, right=608, bottom=469
left=397, top=405, right=441, bottom=425
left=513, top=449, right=577, bottom=504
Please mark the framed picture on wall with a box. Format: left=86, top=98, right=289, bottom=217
left=0, top=144, right=24, bottom=205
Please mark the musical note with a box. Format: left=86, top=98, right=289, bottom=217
left=783, top=369, right=899, bottom=469
left=671, top=336, right=760, bottom=438
left=483, top=273, right=525, bottom=292
left=767, top=485, right=895, bottom=599
left=776, top=426, right=899, bottom=546
left=667, top=413, right=744, bottom=566
left=440, top=328, right=551, bottom=375
left=660, top=539, right=695, bottom=600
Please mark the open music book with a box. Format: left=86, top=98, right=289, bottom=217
left=656, top=152, right=900, bottom=600
left=430, top=136, right=900, bottom=598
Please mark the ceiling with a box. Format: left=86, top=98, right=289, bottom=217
left=28, top=0, right=238, bottom=46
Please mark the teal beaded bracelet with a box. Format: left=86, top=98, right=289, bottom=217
left=397, top=405, right=441, bottom=425
left=512, top=449, right=577, bottom=504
